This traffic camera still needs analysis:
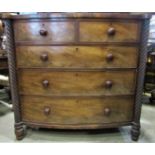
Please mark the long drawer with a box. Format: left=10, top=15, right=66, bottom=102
left=21, top=96, right=134, bottom=125
left=18, top=70, right=136, bottom=96
left=16, top=46, right=138, bottom=68
left=79, top=21, right=140, bottom=42
left=13, top=21, right=75, bottom=43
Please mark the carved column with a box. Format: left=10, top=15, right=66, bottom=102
left=4, top=19, right=25, bottom=140
left=131, top=15, right=150, bottom=141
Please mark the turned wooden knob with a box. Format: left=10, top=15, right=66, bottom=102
left=75, top=47, right=79, bottom=51
left=39, top=29, right=48, bottom=36
left=105, top=80, right=113, bottom=89
left=107, top=27, right=116, bottom=36
left=44, top=107, right=51, bottom=116
left=106, top=53, right=114, bottom=62
left=104, top=108, right=111, bottom=116
left=40, top=53, right=48, bottom=61
left=42, top=80, right=49, bottom=88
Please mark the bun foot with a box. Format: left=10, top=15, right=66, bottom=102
left=15, top=122, right=26, bottom=140
left=131, top=122, right=140, bottom=141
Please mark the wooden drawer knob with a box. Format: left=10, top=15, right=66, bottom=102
left=104, top=108, right=111, bottom=116
left=44, top=107, right=51, bottom=116
left=75, top=47, right=79, bottom=51
left=42, top=80, right=49, bottom=88
left=105, top=80, right=113, bottom=89
left=107, top=27, right=116, bottom=36
left=39, top=29, right=48, bottom=36
left=40, top=53, right=48, bottom=61
left=106, top=53, right=114, bottom=62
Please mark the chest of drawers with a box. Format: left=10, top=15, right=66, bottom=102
left=2, top=13, right=150, bottom=141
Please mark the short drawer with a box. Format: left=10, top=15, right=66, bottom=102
left=16, top=46, right=138, bottom=68
left=18, top=70, right=136, bottom=96
left=79, top=21, right=140, bottom=42
left=13, top=21, right=75, bottom=43
left=21, top=96, right=134, bottom=125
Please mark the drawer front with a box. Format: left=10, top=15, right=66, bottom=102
left=16, top=46, right=138, bottom=68
left=18, top=70, right=136, bottom=96
left=13, top=21, right=75, bottom=43
left=21, top=96, right=134, bottom=124
left=79, top=21, right=140, bottom=42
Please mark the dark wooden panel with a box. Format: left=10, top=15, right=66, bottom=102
left=0, top=59, right=8, bottom=69
left=21, top=96, right=134, bottom=125
left=18, top=70, right=136, bottom=96
left=13, top=21, right=75, bottom=42
left=79, top=21, right=140, bottom=42
left=16, top=46, right=139, bottom=68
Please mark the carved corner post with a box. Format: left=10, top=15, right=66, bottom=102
left=131, top=16, right=150, bottom=141
left=4, top=19, right=25, bottom=140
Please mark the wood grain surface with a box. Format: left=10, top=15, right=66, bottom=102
left=16, top=46, right=139, bottom=68
left=79, top=21, right=140, bottom=42
left=13, top=21, right=75, bottom=42
left=18, top=70, right=136, bottom=96
left=21, top=95, right=134, bottom=125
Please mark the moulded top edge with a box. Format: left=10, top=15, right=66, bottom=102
left=0, top=12, right=152, bottom=20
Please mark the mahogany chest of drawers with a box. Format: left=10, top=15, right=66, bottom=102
left=2, top=13, right=150, bottom=141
